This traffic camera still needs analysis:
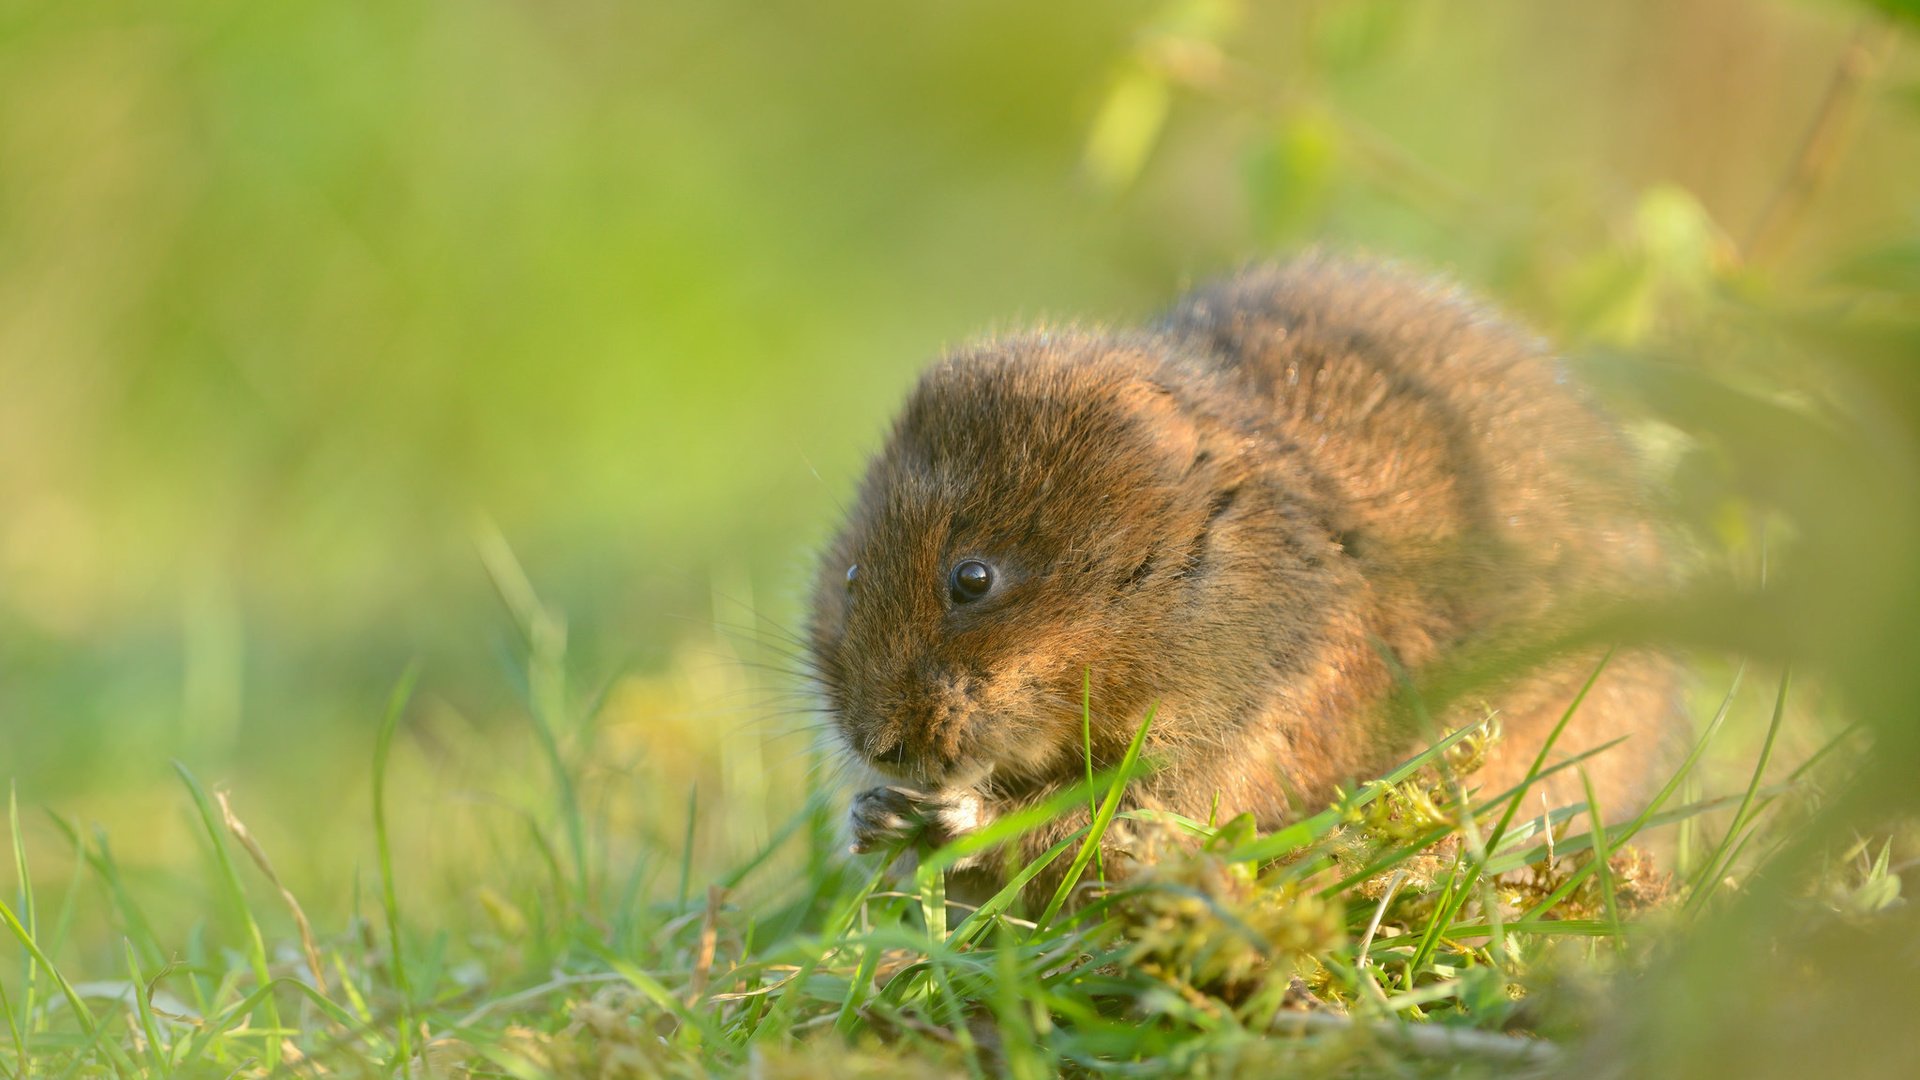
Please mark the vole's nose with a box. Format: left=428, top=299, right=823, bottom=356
left=861, top=727, right=912, bottom=770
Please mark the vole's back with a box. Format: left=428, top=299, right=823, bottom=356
left=1162, top=256, right=1660, bottom=661
left=1159, top=255, right=1678, bottom=805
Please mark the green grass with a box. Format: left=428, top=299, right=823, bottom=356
left=1, top=617, right=1870, bottom=1079
left=3, top=3, right=1918, bottom=1076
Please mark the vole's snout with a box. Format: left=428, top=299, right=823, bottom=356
left=852, top=692, right=973, bottom=784
left=855, top=724, right=923, bottom=780
left=868, top=735, right=910, bottom=768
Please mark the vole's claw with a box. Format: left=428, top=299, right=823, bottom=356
left=849, top=785, right=987, bottom=854
left=849, top=786, right=923, bottom=853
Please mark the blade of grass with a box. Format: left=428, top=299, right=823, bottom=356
left=915, top=854, right=948, bottom=942
left=372, top=663, right=421, bottom=1076
left=719, top=795, right=815, bottom=891
left=171, top=762, right=280, bottom=1073
left=40, top=833, right=86, bottom=1025
left=1382, top=653, right=1512, bottom=979
left=215, top=790, right=327, bottom=992
left=1712, top=716, right=1859, bottom=878
left=0, top=950, right=20, bottom=1080
left=1355, top=870, right=1407, bottom=978
left=175, top=979, right=364, bottom=1074
left=991, top=921, right=1050, bottom=1080
left=83, top=828, right=165, bottom=971
left=1317, top=736, right=1635, bottom=901
left=1485, top=648, right=1614, bottom=853
left=1577, top=768, right=1624, bottom=949
left=933, top=960, right=986, bottom=1079
left=832, top=942, right=885, bottom=1036
left=1229, top=713, right=1495, bottom=865
left=123, top=941, right=170, bottom=1079
left=1401, top=841, right=1471, bottom=986
left=751, top=953, right=823, bottom=1047
left=1082, top=667, right=1101, bottom=882
left=822, top=855, right=896, bottom=950
left=677, top=784, right=698, bottom=910
left=1677, top=771, right=1696, bottom=877
left=329, top=952, right=375, bottom=1026
left=948, top=832, right=1080, bottom=948
left=0, top=895, right=95, bottom=1038
left=8, top=784, right=37, bottom=1056
left=1481, top=736, right=1633, bottom=849
left=1446, top=919, right=1636, bottom=937
left=594, top=951, right=725, bottom=1049
left=1685, top=668, right=1791, bottom=914
left=1036, top=703, right=1157, bottom=931
left=49, top=999, right=132, bottom=1080
left=40, top=814, right=163, bottom=975
left=1516, top=667, right=1744, bottom=920
left=477, top=522, right=588, bottom=905
left=1488, top=784, right=1792, bottom=876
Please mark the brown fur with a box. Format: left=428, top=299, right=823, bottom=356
left=809, top=254, right=1682, bottom=895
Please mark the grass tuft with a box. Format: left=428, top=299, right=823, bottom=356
left=0, top=651, right=1880, bottom=1078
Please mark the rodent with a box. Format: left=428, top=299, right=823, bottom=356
left=807, top=253, right=1681, bottom=895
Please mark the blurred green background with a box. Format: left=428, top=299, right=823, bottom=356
left=4, top=0, right=1918, bottom=931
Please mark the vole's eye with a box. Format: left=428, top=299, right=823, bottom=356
left=845, top=564, right=859, bottom=588
left=949, top=559, right=994, bottom=603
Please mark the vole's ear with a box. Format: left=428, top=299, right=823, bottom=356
left=1116, top=375, right=1253, bottom=486
left=1114, top=377, right=1201, bottom=465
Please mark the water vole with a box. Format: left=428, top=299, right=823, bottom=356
left=807, top=254, right=1679, bottom=890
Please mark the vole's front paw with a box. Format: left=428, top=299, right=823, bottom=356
left=849, top=786, right=987, bottom=854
